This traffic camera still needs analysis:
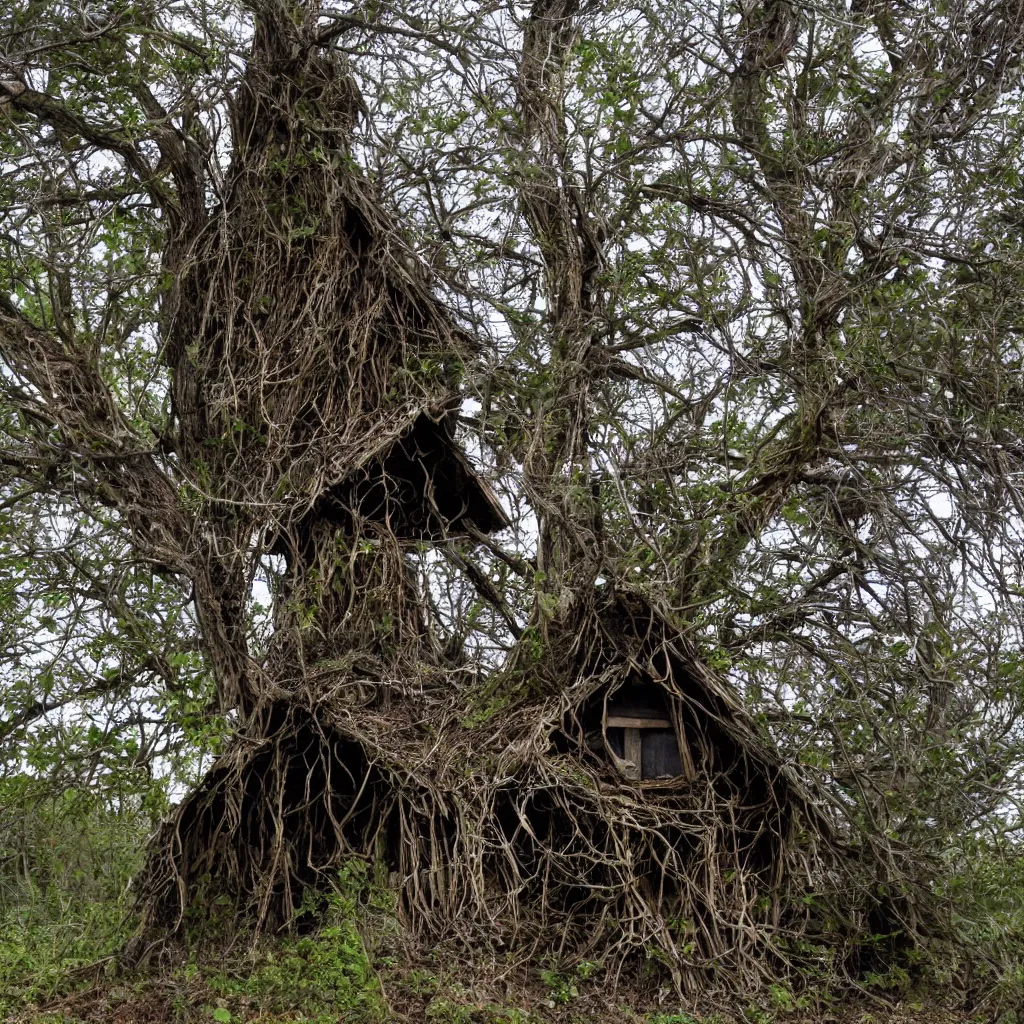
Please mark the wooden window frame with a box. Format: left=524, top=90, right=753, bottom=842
left=604, top=707, right=696, bottom=783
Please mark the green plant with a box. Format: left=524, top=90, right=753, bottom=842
left=0, top=789, right=143, bottom=1016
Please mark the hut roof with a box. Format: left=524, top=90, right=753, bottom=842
left=314, top=407, right=509, bottom=539
left=270, top=406, right=508, bottom=558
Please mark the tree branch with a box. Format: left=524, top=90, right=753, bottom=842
left=0, top=79, right=176, bottom=211
left=0, top=294, right=189, bottom=572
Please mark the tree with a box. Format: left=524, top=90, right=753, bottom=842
left=3, top=0, right=1024, bottom=997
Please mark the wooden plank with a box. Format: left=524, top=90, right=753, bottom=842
left=606, top=715, right=671, bottom=729
left=624, top=727, right=642, bottom=776
left=605, top=726, right=625, bottom=758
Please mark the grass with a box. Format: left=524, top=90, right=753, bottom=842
left=1, top=840, right=387, bottom=1024
left=0, top=789, right=144, bottom=1017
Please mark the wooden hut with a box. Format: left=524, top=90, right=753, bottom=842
left=319, top=410, right=508, bottom=541
left=270, top=408, right=508, bottom=567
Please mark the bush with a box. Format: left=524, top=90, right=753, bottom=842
left=0, top=780, right=146, bottom=1014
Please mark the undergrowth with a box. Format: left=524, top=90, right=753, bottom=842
left=0, top=784, right=143, bottom=1016
left=2, top=785, right=1023, bottom=1023
left=0, top=792, right=385, bottom=1022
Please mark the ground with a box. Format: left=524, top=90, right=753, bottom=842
left=3, top=929, right=1013, bottom=1024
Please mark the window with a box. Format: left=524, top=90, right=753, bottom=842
left=604, top=683, right=689, bottom=781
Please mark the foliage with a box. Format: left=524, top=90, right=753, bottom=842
left=1, top=849, right=385, bottom=1022
left=180, top=884, right=385, bottom=1024
left=0, top=785, right=143, bottom=1015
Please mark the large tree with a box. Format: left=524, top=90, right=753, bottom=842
left=3, top=0, right=1024, bottom=996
